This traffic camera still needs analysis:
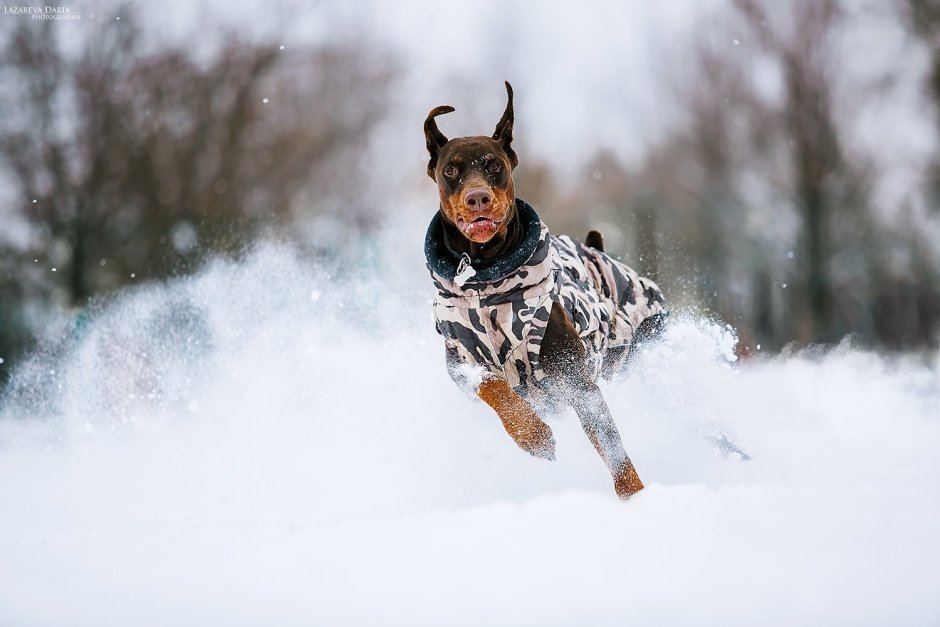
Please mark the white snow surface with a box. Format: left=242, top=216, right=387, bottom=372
left=1, top=239, right=938, bottom=626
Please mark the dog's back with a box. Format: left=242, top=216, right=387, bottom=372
left=550, top=232, right=666, bottom=376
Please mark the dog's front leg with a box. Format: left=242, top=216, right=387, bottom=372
left=477, top=377, right=556, bottom=460
left=569, top=383, right=644, bottom=499
left=445, top=346, right=555, bottom=459
left=541, top=302, right=644, bottom=499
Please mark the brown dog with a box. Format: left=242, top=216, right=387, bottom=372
left=424, top=82, right=668, bottom=499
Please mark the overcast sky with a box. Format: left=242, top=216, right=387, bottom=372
left=2, top=0, right=935, bottom=242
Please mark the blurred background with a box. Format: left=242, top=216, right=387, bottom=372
left=1, top=0, right=938, bottom=388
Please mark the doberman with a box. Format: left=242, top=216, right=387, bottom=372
left=424, top=82, right=666, bottom=499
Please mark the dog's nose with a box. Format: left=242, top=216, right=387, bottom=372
left=463, top=187, right=492, bottom=210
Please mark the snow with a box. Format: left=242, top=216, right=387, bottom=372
left=0, top=239, right=938, bottom=626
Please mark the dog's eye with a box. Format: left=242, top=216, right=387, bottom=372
left=443, top=165, right=459, bottom=178
left=488, top=161, right=502, bottom=174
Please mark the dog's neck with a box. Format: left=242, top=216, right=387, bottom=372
left=439, top=201, right=523, bottom=261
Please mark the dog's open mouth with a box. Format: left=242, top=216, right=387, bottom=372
left=457, top=215, right=503, bottom=238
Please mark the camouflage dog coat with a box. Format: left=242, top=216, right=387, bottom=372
left=426, top=198, right=666, bottom=403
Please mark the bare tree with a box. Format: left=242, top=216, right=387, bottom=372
left=905, top=0, right=940, bottom=213
left=0, top=8, right=395, bottom=383
left=735, top=0, right=878, bottom=343
left=0, top=10, right=393, bottom=309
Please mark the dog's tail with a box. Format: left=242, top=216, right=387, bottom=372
left=585, top=230, right=604, bottom=252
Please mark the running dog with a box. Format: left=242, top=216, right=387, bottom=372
left=423, top=82, right=667, bottom=499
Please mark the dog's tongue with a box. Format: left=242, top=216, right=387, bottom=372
left=462, top=218, right=498, bottom=239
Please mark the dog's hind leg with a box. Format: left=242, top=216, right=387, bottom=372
left=620, top=314, right=751, bottom=461
left=705, top=431, right=751, bottom=461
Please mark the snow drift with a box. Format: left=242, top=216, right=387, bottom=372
left=1, top=237, right=938, bottom=626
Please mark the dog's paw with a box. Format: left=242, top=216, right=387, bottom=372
left=613, top=464, right=645, bottom=500
left=519, top=421, right=556, bottom=461
left=508, top=409, right=556, bottom=460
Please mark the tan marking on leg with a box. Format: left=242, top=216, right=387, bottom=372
left=477, top=378, right=555, bottom=460
left=613, top=462, right=645, bottom=500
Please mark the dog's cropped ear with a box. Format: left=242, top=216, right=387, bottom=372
left=424, top=105, right=454, bottom=179
left=492, top=81, right=518, bottom=169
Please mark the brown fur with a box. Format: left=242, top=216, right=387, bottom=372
left=477, top=378, right=556, bottom=459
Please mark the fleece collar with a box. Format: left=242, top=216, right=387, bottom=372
left=424, top=198, right=543, bottom=285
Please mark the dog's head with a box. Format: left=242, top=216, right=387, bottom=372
left=424, top=81, right=518, bottom=244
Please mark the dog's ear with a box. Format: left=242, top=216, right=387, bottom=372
left=492, top=81, right=518, bottom=169
left=424, top=105, right=454, bottom=179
